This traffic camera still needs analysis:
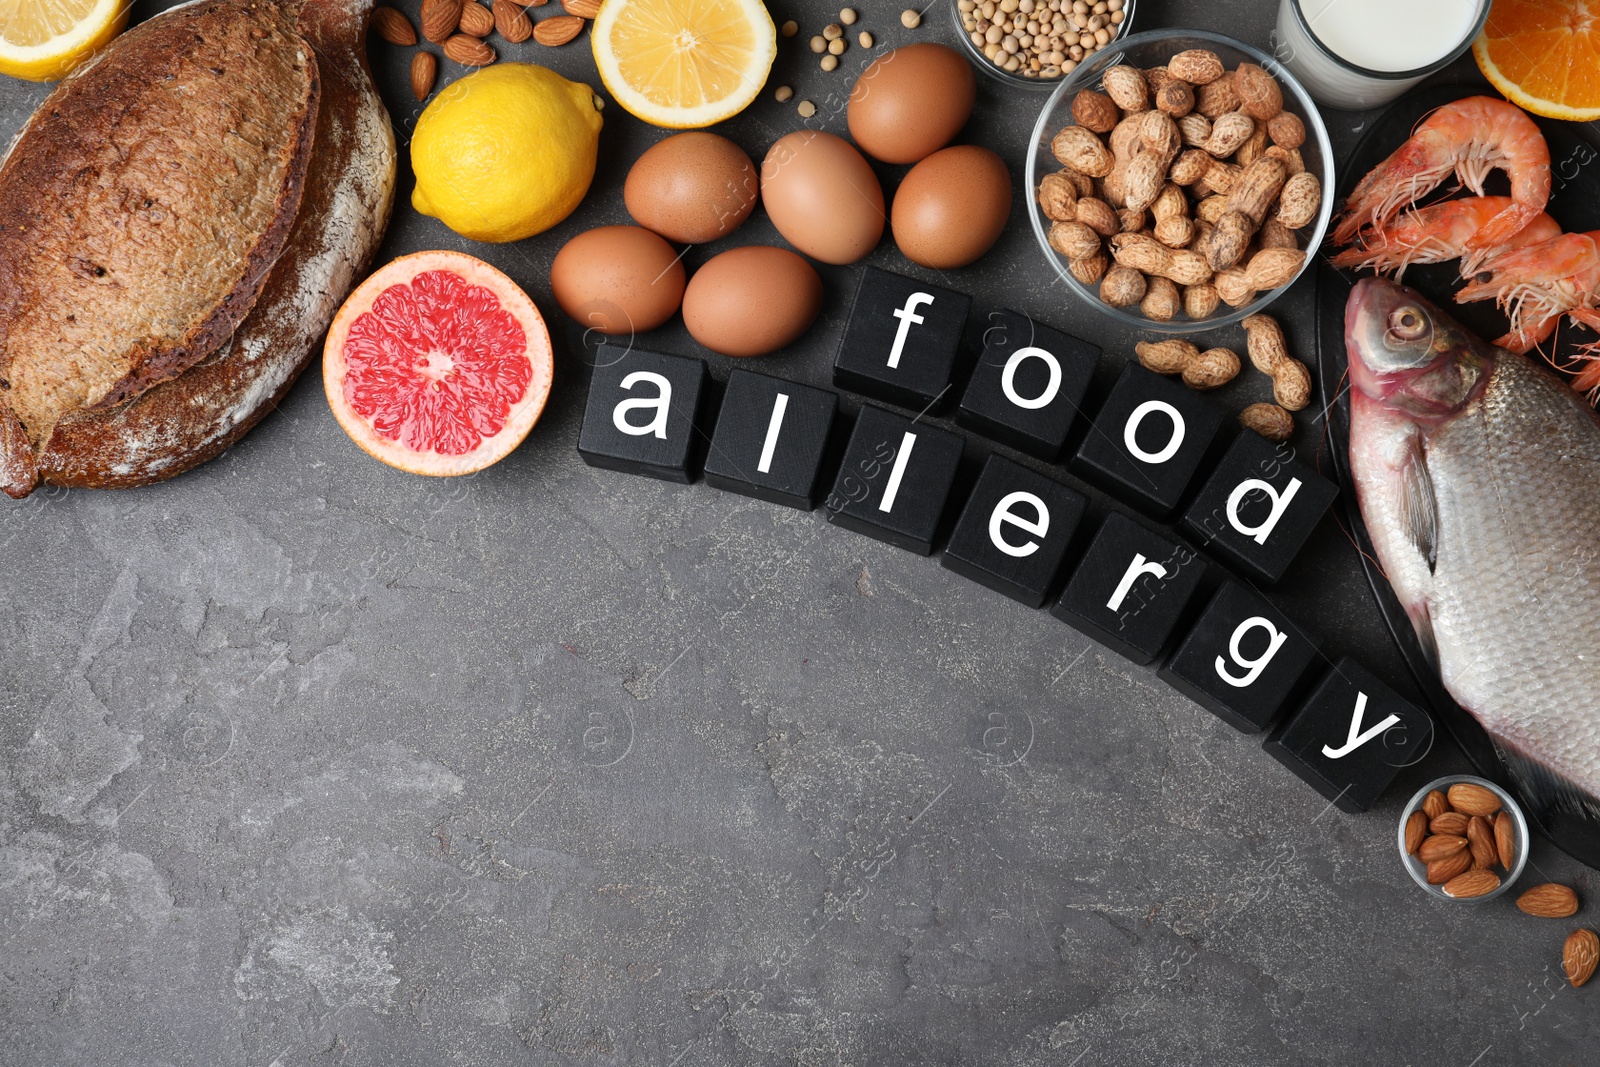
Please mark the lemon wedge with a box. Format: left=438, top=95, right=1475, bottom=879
left=0, top=0, right=130, bottom=82
left=590, top=0, right=776, bottom=129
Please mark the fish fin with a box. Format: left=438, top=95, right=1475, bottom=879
left=1398, top=434, right=1438, bottom=575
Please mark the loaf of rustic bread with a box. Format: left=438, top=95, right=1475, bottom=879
left=0, top=0, right=396, bottom=497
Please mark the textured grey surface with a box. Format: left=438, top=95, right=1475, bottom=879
left=2, top=0, right=1597, bottom=1063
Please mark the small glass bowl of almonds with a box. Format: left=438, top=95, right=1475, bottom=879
left=950, top=0, right=1134, bottom=87
left=1024, top=28, right=1334, bottom=333
left=1397, top=776, right=1530, bottom=903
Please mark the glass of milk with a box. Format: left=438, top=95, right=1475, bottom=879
left=1273, top=0, right=1490, bottom=110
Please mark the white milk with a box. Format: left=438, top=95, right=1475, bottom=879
left=1274, top=0, right=1487, bottom=110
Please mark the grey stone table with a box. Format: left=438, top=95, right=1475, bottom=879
left=3, top=0, right=1596, bottom=1063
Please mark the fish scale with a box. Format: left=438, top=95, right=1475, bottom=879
left=1349, top=277, right=1600, bottom=809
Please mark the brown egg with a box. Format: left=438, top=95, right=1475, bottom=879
left=624, top=132, right=759, bottom=244
left=848, top=44, right=977, bottom=165
left=682, top=246, right=823, bottom=358
left=549, top=225, right=685, bottom=335
left=891, top=146, right=1012, bottom=270
left=759, top=131, right=885, bottom=265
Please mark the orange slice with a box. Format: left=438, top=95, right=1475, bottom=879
left=1474, top=0, right=1600, bottom=121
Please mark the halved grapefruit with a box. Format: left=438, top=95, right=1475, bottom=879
left=323, top=251, right=553, bottom=476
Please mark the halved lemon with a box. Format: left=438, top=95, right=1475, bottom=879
left=0, top=0, right=130, bottom=82
left=591, top=0, right=776, bottom=129
left=1473, top=0, right=1600, bottom=121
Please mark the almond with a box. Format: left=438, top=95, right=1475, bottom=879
left=1422, top=789, right=1449, bottom=821
left=493, top=0, right=532, bottom=41
left=1426, top=850, right=1473, bottom=885
left=1565, top=929, right=1599, bottom=988
left=443, top=33, right=496, bottom=64
left=458, top=1, right=494, bottom=35
left=410, top=51, right=437, bottom=100
left=1494, top=811, right=1516, bottom=869
left=1404, top=810, right=1427, bottom=856
left=1429, top=811, right=1469, bottom=837
left=1467, top=815, right=1498, bottom=869
left=1447, top=782, right=1501, bottom=817
left=1517, top=883, right=1580, bottom=918
left=371, top=6, right=418, bottom=45
left=421, top=0, right=464, bottom=41
left=563, top=0, right=601, bottom=16
left=533, top=13, right=584, bottom=44
left=1417, top=834, right=1468, bottom=864
left=1442, top=869, right=1500, bottom=899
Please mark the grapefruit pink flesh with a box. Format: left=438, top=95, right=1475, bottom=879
left=323, top=251, right=553, bottom=476
left=342, top=269, right=532, bottom=456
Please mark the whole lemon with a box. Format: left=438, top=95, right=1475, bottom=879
left=411, top=64, right=604, bottom=243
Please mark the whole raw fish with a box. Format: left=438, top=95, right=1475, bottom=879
left=1347, top=277, right=1600, bottom=811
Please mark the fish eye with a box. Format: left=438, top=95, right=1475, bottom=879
left=1386, top=306, right=1428, bottom=344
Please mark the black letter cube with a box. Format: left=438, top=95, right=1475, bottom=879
left=704, top=369, right=838, bottom=510
left=957, top=309, right=1099, bottom=461
left=577, top=344, right=709, bottom=483
left=1050, top=511, right=1207, bottom=665
left=1073, top=363, right=1225, bottom=519
left=833, top=267, right=971, bottom=412
left=1159, top=582, right=1320, bottom=733
left=1263, top=657, right=1434, bottom=813
left=1181, top=430, right=1339, bottom=584
left=826, top=404, right=964, bottom=556
left=942, top=453, right=1087, bottom=608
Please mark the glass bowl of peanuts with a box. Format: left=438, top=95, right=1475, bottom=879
left=1397, top=776, right=1530, bottom=903
left=1025, top=28, right=1334, bottom=333
left=950, top=0, right=1135, bottom=87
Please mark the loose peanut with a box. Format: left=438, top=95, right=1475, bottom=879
left=1142, top=65, right=1171, bottom=94
left=1242, top=312, right=1312, bottom=410
left=1185, top=347, right=1241, bottom=390
left=1178, top=113, right=1211, bottom=148
left=1052, top=126, right=1114, bottom=177
left=1225, top=156, right=1288, bottom=225
left=1100, top=264, right=1147, bottom=307
left=1183, top=283, right=1220, bottom=319
left=1151, top=183, right=1193, bottom=248
left=1257, top=218, right=1299, bottom=250
left=1102, top=65, right=1149, bottom=112
left=1191, top=158, right=1241, bottom=197
left=1240, top=402, right=1294, bottom=442
left=1073, top=89, right=1121, bottom=134
left=1195, top=193, right=1229, bottom=224
left=1136, top=339, right=1197, bottom=375
left=1118, top=206, right=1147, bottom=233
left=1074, top=196, right=1120, bottom=237
left=1235, top=125, right=1271, bottom=166
left=1141, top=276, right=1181, bottom=321
left=1203, top=211, right=1254, bottom=272
left=1265, top=144, right=1306, bottom=176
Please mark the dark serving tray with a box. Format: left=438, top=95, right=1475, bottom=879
left=1315, top=83, right=1600, bottom=871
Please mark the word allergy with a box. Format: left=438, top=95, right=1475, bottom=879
left=576, top=266, right=1432, bottom=813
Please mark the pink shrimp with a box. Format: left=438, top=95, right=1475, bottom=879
left=1453, top=230, right=1600, bottom=355
left=1330, top=196, right=1562, bottom=280
left=1333, top=96, right=1551, bottom=253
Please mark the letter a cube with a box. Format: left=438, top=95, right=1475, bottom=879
left=833, top=267, right=971, bottom=412
left=1181, top=430, right=1339, bottom=584
left=1263, top=657, right=1434, bottom=812
left=577, top=345, right=710, bottom=483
